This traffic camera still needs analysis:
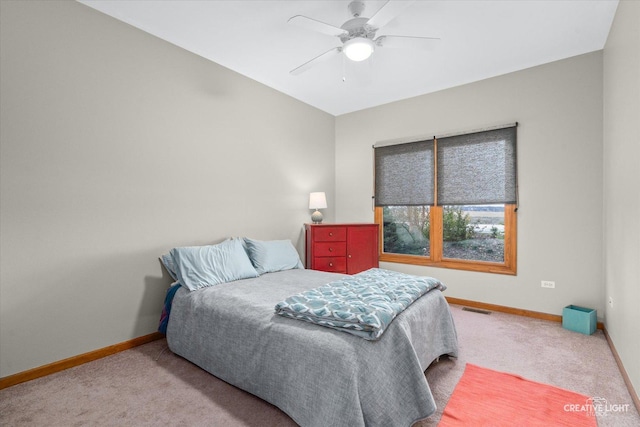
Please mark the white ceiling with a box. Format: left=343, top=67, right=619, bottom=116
left=79, top=0, right=619, bottom=116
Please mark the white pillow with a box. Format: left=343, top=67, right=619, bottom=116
left=244, top=238, right=304, bottom=275
left=170, top=238, right=259, bottom=291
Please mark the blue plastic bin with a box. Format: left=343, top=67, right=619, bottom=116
left=562, top=305, right=596, bottom=335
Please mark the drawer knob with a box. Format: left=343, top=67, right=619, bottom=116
left=329, top=263, right=333, bottom=267
left=348, top=254, right=352, bottom=258
left=329, top=247, right=333, bottom=252
left=329, top=232, right=333, bottom=236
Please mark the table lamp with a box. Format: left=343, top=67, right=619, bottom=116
left=309, top=192, right=327, bottom=224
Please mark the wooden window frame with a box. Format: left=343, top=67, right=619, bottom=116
left=375, top=204, right=517, bottom=275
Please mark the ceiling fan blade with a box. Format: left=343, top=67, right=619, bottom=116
left=375, top=35, right=440, bottom=51
left=288, top=15, right=348, bottom=37
left=366, top=0, right=415, bottom=30
left=290, top=47, right=342, bottom=75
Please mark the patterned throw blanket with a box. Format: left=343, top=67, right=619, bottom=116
left=274, top=268, right=446, bottom=340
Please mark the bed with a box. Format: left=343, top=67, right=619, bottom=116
left=162, top=238, right=458, bottom=427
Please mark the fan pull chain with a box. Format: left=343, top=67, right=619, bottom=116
left=342, top=55, right=346, bottom=82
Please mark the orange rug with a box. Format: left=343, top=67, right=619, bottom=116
left=439, top=364, right=597, bottom=427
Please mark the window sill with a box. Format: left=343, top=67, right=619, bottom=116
left=379, top=253, right=517, bottom=275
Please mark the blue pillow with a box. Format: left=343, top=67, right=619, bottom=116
left=159, top=252, right=177, bottom=280
left=170, top=238, right=259, bottom=291
left=244, top=238, right=304, bottom=275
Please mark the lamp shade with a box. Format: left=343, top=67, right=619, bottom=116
left=343, top=37, right=375, bottom=62
left=309, top=192, right=327, bottom=210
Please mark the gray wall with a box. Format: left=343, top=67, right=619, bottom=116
left=0, top=0, right=335, bottom=377
left=335, top=52, right=604, bottom=319
left=603, top=0, right=640, bottom=396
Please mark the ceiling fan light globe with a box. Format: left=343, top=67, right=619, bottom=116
left=343, top=37, right=375, bottom=61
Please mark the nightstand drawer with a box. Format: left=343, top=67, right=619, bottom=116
left=313, top=227, right=346, bottom=242
left=313, top=242, right=346, bottom=257
left=314, top=257, right=346, bottom=272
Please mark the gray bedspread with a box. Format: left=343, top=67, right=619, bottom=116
left=166, top=269, right=458, bottom=427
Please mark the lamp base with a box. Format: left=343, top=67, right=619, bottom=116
left=311, top=210, right=323, bottom=224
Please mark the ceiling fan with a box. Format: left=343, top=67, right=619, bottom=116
left=288, top=0, right=440, bottom=75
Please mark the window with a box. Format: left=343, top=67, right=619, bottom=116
left=374, top=125, right=517, bottom=275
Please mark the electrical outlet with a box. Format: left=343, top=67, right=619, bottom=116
left=608, top=297, right=613, bottom=308
left=541, top=280, right=555, bottom=289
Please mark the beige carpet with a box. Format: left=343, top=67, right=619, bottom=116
left=1, top=304, right=638, bottom=426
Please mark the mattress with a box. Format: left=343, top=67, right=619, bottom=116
left=166, top=268, right=458, bottom=427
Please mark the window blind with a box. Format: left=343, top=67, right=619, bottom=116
left=374, top=124, right=517, bottom=207
left=437, top=126, right=517, bottom=205
left=374, top=140, right=434, bottom=206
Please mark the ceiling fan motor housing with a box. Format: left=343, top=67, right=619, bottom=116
left=340, top=17, right=376, bottom=43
